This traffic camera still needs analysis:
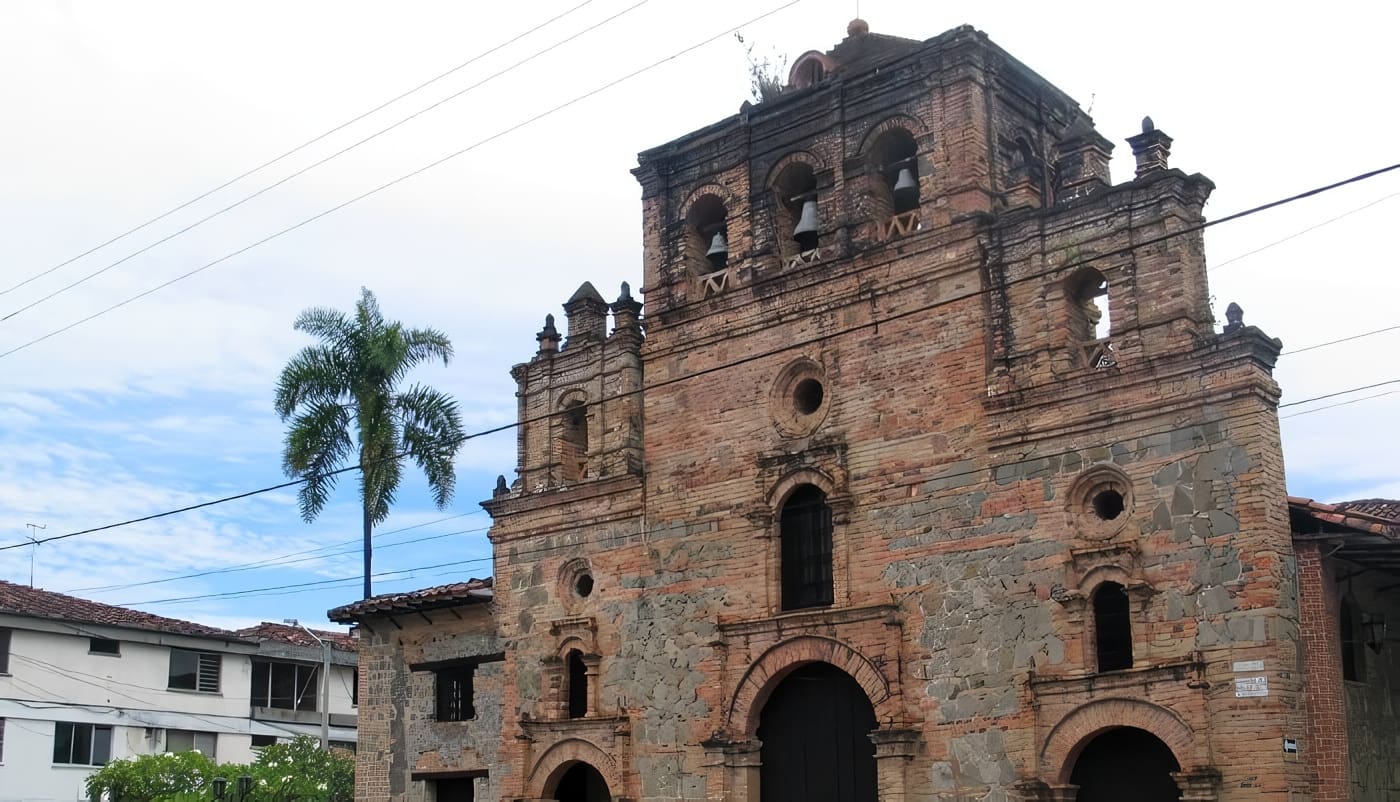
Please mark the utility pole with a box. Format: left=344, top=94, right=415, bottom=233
left=285, top=619, right=330, bottom=750
left=24, top=523, right=45, bottom=588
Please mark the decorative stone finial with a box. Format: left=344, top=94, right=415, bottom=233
left=1126, top=117, right=1173, bottom=178
left=536, top=313, right=561, bottom=355
left=847, top=18, right=869, bottom=36
left=1223, top=302, right=1245, bottom=334
left=611, top=280, right=644, bottom=336
left=493, top=475, right=509, bottom=497
left=618, top=281, right=633, bottom=302
left=563, top=282, right=609, bottom=347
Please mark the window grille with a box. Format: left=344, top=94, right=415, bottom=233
left=780, top=485, right=834, bottom=611
left=169, top=649, right=221, bottom=693
left=436, top=666, right=476, bottom=722
left=52, top=722, right=111, bottom=765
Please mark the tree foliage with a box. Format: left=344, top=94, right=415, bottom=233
left=275, top=288, right=466, bottom=597
left=85, top=736, right=354, bottom=801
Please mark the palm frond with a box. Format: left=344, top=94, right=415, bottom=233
left=282, top=402, right=353, bottom=521
left=394, top=327, right=455, bottom=382
left=396, top=384, right=465, bottom=509
left=275, top=345, right=352, bottom=419
left=293, top=306, right=354, bottom=343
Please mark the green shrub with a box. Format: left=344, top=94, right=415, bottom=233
left=85, top=736, right=353, bottom=801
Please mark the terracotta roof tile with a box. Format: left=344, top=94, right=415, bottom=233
left=0, top=579, right=248, bottom=641
left=327, top=578, right=493, bottom=623
left=1333, top=498, right=1400, bottom=524
left=235, top=622, right=357, bottom=652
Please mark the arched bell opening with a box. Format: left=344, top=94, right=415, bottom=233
left=773, top=162, right=820, bottom=255
left=1068, top=726, right=1181, bottom=802
left=547, top=761, right=612, bottom=802
left=686, top=193, right=729, bottom=272
left=557, top=398, right=589, bottom=482
left=1067, top=267, right=1112, bottom=343
left=757, top=662, right=877, bottom=802
left=867, top=127, right=920, bottom=217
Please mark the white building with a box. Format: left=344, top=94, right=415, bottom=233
left=0, top=580, right=357, bottom=802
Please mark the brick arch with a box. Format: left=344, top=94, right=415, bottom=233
left=765, top=150, right=828, bottom=189
left=766, top=465, right=837, bottom=509
left=726, top=635, right=892, bottom=737
left=1041, top=698, right=1195, bottom=784
left=856, top=113, right=930, bottom=155
left=528, top=738, right=623, bottom=798
left=681, top=182, right=740, bottom=221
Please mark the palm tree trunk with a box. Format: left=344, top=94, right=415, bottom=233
left=362, top=501, right=373, bottom=599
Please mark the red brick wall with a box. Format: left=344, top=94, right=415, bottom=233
left=1297, top=541, right=1349, bottom=800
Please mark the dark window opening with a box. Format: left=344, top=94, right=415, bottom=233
left=251, top=734, right=277, bottom=748
left=168, top=649, right=221, bottom=693
left=0, top=718, right=5, bottom=763
left=89, top=637, right=120, bottom=655
left=1341, top=598, right=1364, bottom=681
left=1094, top=582, right=1133, bottom=672
left=554, top=761, right=611, bottom=802
left=1091, top=489, right=1125, bottom=521
left=792, top=378, right=824, bottom=415
left=567, top=650, right=588, bottom=719
left=0, top=627, right=10, bottom=674
left=575, top=574, right=594, bottom=598
left=559, top=400, right=589, bottom=482
left=436, top=665, right=476, bottom=722
left=53, top=722, right=111, bottom=766
left=251, top=660, right=319, bottom=711
left=352, top=668, right=359, bottom=706
left=166, top=729, right=217, bottom=759
left=781, top=485, right=835, bottom=611
left=431, top=777, right=477, bottom=802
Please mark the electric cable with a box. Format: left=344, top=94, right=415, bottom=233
left=0, top=0, right=803, bottom=352
left=0, top=0, right=599, bottom=299
left=1280, top=390, right=1400, bottom=420
left=3, top=162, right=1396, bottom=555
left=1208, top=190, right=1400, bottom=273
left=1280, top=323, right=1400, bottom=357
left=1, top=0, right=658, bottom=324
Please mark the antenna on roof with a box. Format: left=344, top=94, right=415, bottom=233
left=24, top=523, right=45, bottom=588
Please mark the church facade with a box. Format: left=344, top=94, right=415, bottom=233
left=341, top=20, right=1322, bottom=802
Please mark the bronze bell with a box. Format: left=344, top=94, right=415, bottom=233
left=792, top=199, right=820, bottom=251
left=892, top=167, right=919, bottom=211
left=705, top=231, right=729, bottom=267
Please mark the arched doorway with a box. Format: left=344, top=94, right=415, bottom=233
left=757, top=662, right=877, bottom=802
left=551, top=761, right=611, bottom=802
left=1069, top=726, right=1180, bottom=801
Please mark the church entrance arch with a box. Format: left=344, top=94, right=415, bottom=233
left=548, top=761, right=612, bottom=802
left=756, top=662, right=877, bottom=802
left=1069, top=726, right=1180, bottom=801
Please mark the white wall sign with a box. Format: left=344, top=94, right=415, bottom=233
left=1235, top=675, right=1269, bottom=698
left=1232, top=660, right=1265, bottom=672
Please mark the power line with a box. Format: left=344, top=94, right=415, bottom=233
left=63, top=511, right=486, bottom=594
left=70, top=523, right=491, bottom=596
left=0, top=0, right=598, bottom=300
left=3, top=162, right=1397, bottom=555
left=0, top=0, right=803, bottom=356
left=122, top=402, right=1328, bottom=610
left=1278, top=378, right=1400, bottom=408
left=1280, top=390, right=1400, bottom=420
left=1208, top=190, right=1400, bottom=273
left=1280, top=323, right=1400, bottom=357
left=1, top=0, right=658, bottom=325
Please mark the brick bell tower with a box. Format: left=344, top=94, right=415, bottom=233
left=487, top=19, right=1300, bottom=802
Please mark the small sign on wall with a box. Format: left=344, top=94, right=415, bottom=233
left=1283, top=738, right=1299, bottom=754
left=1232, top=660, right=1265, bottom=672
left=1235, top=675, right=1269, bottom=698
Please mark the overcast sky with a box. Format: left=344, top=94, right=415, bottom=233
left=1, top=0, right=1396, bottom=631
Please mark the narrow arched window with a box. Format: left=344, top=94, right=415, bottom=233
left=567, top=649, right=588, bottom=718
left=1093, top=582, right=1132, bottom=671
left=780, top=485, right=834, bottom=611
left=558, top=399, right=588, bottom=482
left=774, top=162, right=820, bottom=256
left=686, top=194, right=728, bottom=273
left=1341, top=598, right=1364, bottom=681
left=868, top=128, right=920, bottom=218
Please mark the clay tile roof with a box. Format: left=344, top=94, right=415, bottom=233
left=1288, top=496, right=1399, bottom=536
left=0, top=579, right=248, bottom=641
left=1289, top=496, right=1400, bottom=575
left=326, top=577, right=494, bottom=623
left=1333, top=498, right=1400, bottom=523
left=235, top=622, right=357, bottom=652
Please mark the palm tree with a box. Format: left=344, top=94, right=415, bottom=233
left=275, top=288, right=465, bottom=599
